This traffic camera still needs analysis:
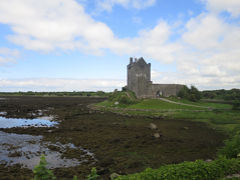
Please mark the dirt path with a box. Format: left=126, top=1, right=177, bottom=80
left=90, top=104, right=209, bottom=113
left=159, top=98, right=211, bottom=109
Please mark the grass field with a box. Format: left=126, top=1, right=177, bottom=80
left=96, top=96, right=240, bottom=134
left=128, top=99, right=205, bottom=110
left=167, top=97, right=232, bottom=109
left=171, top=110, right=240, bottom=133
left=98, top=98, right=206, bottom=110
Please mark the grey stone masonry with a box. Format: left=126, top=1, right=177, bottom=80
left=127, top=57, right=184, bottom=98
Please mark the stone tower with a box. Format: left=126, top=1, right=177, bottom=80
left=127, top=57, right=152, bottom=97
left=127, top=57, right=184, bottom=98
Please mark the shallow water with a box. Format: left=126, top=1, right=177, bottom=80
left=0, top=112, right=7, bottom=115
left=0, top=116, right=57, bottom=128
left=0, top=131, right=94, bottom=169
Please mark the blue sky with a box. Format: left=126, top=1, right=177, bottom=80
left=0, top=0, right=239, bottom=91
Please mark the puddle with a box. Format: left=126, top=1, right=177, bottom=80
left=0, top=131, right=95, bottom=169
left=0, top=116, right=57, bottom=128
left=0, top=112, right=7, bottom=116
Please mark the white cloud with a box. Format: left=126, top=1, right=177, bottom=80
left=182, top=13, right=227, bottom=49
left=121, top=21, right=180, bottom=63
left=203, top=0, right=240, bottom=17
left=0, top=0, right=156, bottom=54
left=0, top=78, right=125, bottom=92
left=150, top=12, right=240, bottom=90
left=0, top=0, right=119, bottom=53
left=0, top=0, right=239, bottom=90
left=0, top=47, right=19, bottom=64
left=0, top=0, right=173, bottom=62
left=96, top=0, right=156, bottom=12
left=180, top=13, right=240, bottom=77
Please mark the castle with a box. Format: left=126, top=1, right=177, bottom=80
left=127, top=57, right=184, bottom=98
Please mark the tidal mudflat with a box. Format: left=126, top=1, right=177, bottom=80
left=0, top=96, right=226, bottom=179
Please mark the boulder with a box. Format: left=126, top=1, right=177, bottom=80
left=153, top=133, right=161, bottom=138
left=110, top=173, right=121, bottom=179
left=149, top=123, right=158, bottom=130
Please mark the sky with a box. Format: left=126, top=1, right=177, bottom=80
left=0, top=0, right=239, bottom=92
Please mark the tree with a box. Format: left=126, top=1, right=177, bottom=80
left=232, top=101, right=240, bottom=110
left=177, top=85, right=201, bottom=102
left=177, top=85, right=189, bottom=99
left=189, top=86, right=201, bottom=102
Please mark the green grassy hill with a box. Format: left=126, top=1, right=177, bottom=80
left=97, top=90, right=230, bottom=110
left=97, top=90, right=139, bottom=108
left=128, top=99, right=204, bottom=110
left=167, top=97, right=232, bottom=109
left=96, top=91, right=240, bottom=133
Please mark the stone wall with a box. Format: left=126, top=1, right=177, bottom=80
left=146, top=84, right=185, bottom=98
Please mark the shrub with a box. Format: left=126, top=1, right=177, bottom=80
left=87, top=168, right=99, bottom=180
left=232, top=101, right=240, bottom=110
left=32, top=156, right=98, bottom=180
left=122, top=86, right=127, bottom=91
left=72, top=176, right=78, bottom=180
left=177, top=85, right=201, bottom=102
left=189, top=86, right=201, bottom=101
left=32, top=154, right=56, bottom=180
left=96, top=91, right=105, bottom=96
left=118, top=95, right=136, bottom=105
left=177, top=85, right=189, bottom=99
left=116, top=157, right=240, bottom=180
left=218, top=132, right=240, bottom=158
left=108, top=90, right=138, bottom=105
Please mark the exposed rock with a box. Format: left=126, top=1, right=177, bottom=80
left=225, top=174, right=240, bottom=179
left=153, top=133, right=161, bottom=138
left=114, top=101, right=119, bottom=105
left=205, top=159, right=212, bottom=162
left=110, top=173, right=121, bottom=179
left=149, top=123, right=158, bottom=130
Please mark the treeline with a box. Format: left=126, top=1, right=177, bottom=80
left=202, top=89, right=240, bottom=101
left=177, top=86, right=240, bottom=102
left=0, top=88, right=239, bottom=101
left=0, top=91, right=110, bottom=97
